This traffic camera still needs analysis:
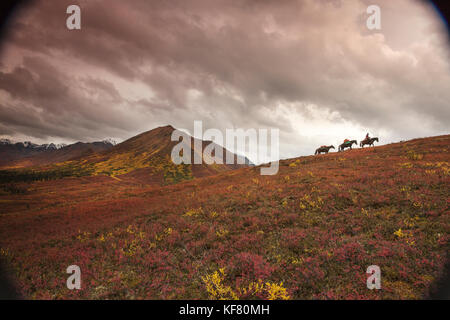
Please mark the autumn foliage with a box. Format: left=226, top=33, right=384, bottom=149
left=0, top=135, right=448, bottom=299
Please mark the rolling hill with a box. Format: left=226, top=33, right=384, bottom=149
left=79, top=125, right=252, bottom=183
left=0, top=134, right=448, bottom=299
left=0, top=125, right=252, bottom=186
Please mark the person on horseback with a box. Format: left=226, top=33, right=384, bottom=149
left=364, top=132, right=370, bottom=143
left=343, top=138, right=349, bottom=144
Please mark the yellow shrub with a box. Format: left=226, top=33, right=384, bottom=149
left=202, top=268, right=290, bottom=300
left=184, top=208, right=203, bottom=217
left=215, top=228, right=229, bottom=238
left=394, top=228, right=406, bottom=238
left=265, top=282, right=290, bottom=300
left=202, top=268, right=238, bottom=300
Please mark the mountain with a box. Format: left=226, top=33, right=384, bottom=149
left=0, top=126, right=252, bottom=185
left=71, top=125, right=252, bottom=184
left=0, top=139, right=115, bottom=169
left=0, top=138, right=67, bottom=150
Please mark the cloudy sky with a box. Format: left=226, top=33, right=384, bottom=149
left=0, top=0, right=449, bottom=163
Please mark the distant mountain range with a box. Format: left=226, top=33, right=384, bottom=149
left=0, top=138, right=116, bottom=169
left=0, top=126, right=252, bottom=184
left=0, top=138, right=68, bottom=150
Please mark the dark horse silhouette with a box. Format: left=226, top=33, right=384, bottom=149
left=360, top=137, right=379, bottom=147
left=338, top=140, right=357, bottom=152
left=315, top=145, right=334, bottom=155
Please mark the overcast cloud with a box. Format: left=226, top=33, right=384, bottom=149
left=0, top=0, right=449, bottom=163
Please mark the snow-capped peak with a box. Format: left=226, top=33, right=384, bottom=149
left=0, top=138, right=12, bottom=145
left=0, top=138, right=67, bottom=150
left=40, top=143, right=67, bottom=150
left=22, top=141, right=38, bottom=148
left=101, top=138, right=117, bottom=146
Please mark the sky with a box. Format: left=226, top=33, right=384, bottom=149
left=0, top=0, right=449, bottom=164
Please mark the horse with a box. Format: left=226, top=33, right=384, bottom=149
left=338, top=140, right=357, bottom=152
left=315, top=145, right=335, bottom=155
left=360, top=137, right=379, bottom=147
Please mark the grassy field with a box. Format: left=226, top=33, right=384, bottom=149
left=0, top=135, right=448, bottom=299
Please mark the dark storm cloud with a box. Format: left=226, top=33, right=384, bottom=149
left=0, top=55, right=139, bottom=141
left=0, top=56, right=68, bottom=103
left=0, top=0, right=448, bottom=158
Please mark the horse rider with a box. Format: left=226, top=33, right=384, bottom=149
left=365, top=132, right=370, bottom=143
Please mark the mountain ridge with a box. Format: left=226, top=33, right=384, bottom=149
left=75, top=125, right=252, bottom=184
left=0, top=138, right=115, bottom=169
left=0, top=125, right=252, bottom=185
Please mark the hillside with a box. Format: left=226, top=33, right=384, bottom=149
left=0, top=140, right=114, bottom=169
left=0, top=126, right=252, bottom=186
left=0, top=134, right=448, bottom=299
left=80, top=125, right=252, bottom=183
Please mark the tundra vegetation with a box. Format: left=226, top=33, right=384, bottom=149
left=0, top=135, right=448, bottom=299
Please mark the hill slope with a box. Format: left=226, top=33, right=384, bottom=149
left=0, top=140, right=114, bottom=169
left=0, top=134, right=448, bottom=299
left=0, top=126, right=252, bottom=185
left=82, top=125, right=252, bottom=182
